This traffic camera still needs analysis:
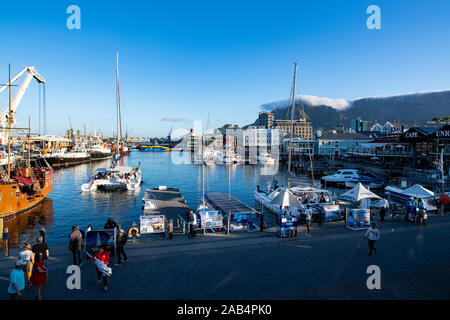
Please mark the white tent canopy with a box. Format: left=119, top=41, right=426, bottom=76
left=340, top=183, right=381, bottom=202
left=270, top=188, right=302, bottom=209
left=402, top=185, right=435, bottom=198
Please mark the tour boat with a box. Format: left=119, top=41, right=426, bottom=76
left=321, top=169, right=384, bottom=189
left=81, top=163, right=142, bottom=191
left=42, top=149, right=91, bottom=167
left=88, top=143, right=113, bottom=160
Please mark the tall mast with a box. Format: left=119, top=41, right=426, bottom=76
left=115, top=52, right=121, bottom=153
left=287, top=62, right=298, bottom=185
left=7, top=64, right=12, bottom=178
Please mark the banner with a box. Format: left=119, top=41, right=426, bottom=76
left=199, top=210, right=223, bottom=229
left=323, top=205, right=341, bottom=221
left=346, top=208, right=371, bottom=230
left=140, top=215, right=165, bottom=234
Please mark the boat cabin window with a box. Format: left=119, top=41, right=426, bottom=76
left=342, top=171, right=354, bottom=175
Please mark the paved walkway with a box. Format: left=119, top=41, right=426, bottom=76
left=0, top=214, right=449, bottom=299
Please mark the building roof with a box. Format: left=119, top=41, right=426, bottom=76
left=319, top=132, right=371, bottom=140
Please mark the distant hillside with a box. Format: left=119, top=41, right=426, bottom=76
left=260, top=91, right=450, bottom=129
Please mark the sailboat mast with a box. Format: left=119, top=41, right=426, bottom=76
left=287, top=62, right=298, bottom=185
left=7, top=64, right=12, bottom=179
left=115, top=52, right=121, bottom=153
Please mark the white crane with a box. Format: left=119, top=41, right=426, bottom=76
left=0, top=66, right=46, bottom=144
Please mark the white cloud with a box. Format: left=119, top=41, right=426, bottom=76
left=299, top=95, right=350, bottom=110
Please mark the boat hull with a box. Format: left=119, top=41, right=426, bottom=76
left=44, top=156, right=91, bottom=167
left=0, top=170, right=54, bottom=218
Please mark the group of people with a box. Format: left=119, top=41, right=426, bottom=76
left=404, top=197, right=428, bottom=225
left=8, top=236, right=49, bottom=300
left=67, top=218, right=129, bottom=292
left=278, top=205, right=313, bottom=236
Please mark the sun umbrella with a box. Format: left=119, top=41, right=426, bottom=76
left=269, top=188, right=302, bottom=209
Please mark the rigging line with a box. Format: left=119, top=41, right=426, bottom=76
left=38, top=83, right=41, bottom=135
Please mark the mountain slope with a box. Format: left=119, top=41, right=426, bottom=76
left=262, top=91, right=450, bottom=129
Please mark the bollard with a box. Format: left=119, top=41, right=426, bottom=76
left=3, top=227, right=9, bottom=257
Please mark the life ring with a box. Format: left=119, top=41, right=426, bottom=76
left=127, top=226, right=140, bottom=238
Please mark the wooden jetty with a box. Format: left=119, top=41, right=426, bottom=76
left=142, top=188, right=189, bottom=220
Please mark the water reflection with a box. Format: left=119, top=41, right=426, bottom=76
left=5, top=152, right=302, bottom=247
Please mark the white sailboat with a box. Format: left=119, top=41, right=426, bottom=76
left=81, top=52, right=142, bottom=192
left=254, top=62, right=335, bottom=217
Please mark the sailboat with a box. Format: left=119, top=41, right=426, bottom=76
left=81, top=53, right=141, bottom=192
left=0, top=65, right=54, bottom=217
left=254, top=62, right=335, bottom=216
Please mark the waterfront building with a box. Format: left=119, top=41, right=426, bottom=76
left=351, top=117, right=370, bottom=132
left=29, top=135, right=72, bottom=151
left=254, top=111, right=274, bottom=129
left=281, top=135, right=318, bottom=156
left=318, top=132, right=372, bottom=156
left=273, top=119, right=313, bottom=140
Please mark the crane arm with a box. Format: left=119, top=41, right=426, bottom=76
left=0, top=66, right=46, bottom=127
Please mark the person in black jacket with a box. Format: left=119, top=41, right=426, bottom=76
left=104, top=218, right=117, bottom=230
left=114, top=225, right=128, bottom=265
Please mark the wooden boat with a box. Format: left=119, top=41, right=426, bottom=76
left=0, top=160, right=54, bottom=218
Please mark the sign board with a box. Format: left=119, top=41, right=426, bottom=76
left=140, top=215, right=165, bottom=234
left=323, top=205, right=341, bottom=221
left=346, top=208, right=371, bottom=230
left=85, top=229, right=116, bottom=253
left=276, top=216, right=298, bottom=237
left=199, top=210, right=223, bottom=229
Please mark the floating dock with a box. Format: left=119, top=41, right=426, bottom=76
left=206, top=192, right=259, bottom=216
left=142, top=188, right=189, bottom=220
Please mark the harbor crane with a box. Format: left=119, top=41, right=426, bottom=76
left=0, top=66, right=46, bottom=144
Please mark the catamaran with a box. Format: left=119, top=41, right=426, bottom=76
left=81, top=52, right=142, bottom=192
left=254, top=62, right=337, bottom=217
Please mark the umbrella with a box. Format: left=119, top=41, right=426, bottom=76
left=340, top=183, right=381, bottom=202
left=269, top=188, right=302, bottom=209
left=370, top=156, right=380, bottom=160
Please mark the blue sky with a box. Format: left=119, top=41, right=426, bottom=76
left=1, top=0, right=450, bottom=137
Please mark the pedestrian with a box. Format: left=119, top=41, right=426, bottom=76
left=32, top=236, right=49, bottom=261
left=189, top=210, right=197, bottom=238
left=19, top=243, right=34, bottom=288
left=115, top=225, right=128, bottom=265
left=379, top=198, right=389, bottom=222
left=104, top=217, right=118, bottom=230
left=8, top=260, right=26, bottom=300
left=31, top=252, right=48, bottom=300
left=365, top=222, right=380, bottom=258
left=69, top=226, right=83, bottom=265
left=92, top=245, right=110, bottom=291
left=168, top=219, right=173, bottom=240
left=305, top=205, right=313, bottom=236
left=418, top=199, right=426, bottom=225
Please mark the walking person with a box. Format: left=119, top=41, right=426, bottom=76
left=19, top=243, right=34, bottom=288
left=69, top=226, right=83, bottom=265
left=31, top=252, right=48, bottom=300
left=8, top=260, right=26, bottom=300
left=305, top=205, right=313, bottom=236
left=379, top=198, right=389, bottom=222
left=32, top=236, right=49, bottom=261
left=365, top=222, right=380, bottom=258
left=115, top=225, right=128, bottom=265
left=189, top=210, right=197, bottom=238
left=418, top=199, right=426, bottom=225
left=92, top=246, right=110, bottom=291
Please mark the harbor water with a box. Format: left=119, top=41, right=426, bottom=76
left=3, top=151, right=316, bottom=248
